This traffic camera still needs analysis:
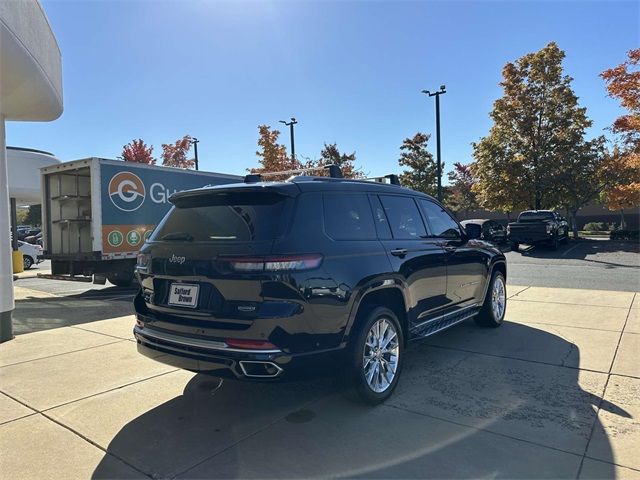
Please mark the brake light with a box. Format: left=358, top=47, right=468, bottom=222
left=220, top=254, right=322, bottom=272
left=226, top=338, right=278, bottom=350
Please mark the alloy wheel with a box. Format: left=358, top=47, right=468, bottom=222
left=362, top=318, right=400, bottom=393
left=491, top=275, right=506, bottom=320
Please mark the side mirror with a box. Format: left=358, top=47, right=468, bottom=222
left=464, top=223, right=482, bottom=240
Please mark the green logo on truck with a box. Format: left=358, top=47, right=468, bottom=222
left=127, top=230, right=141, bottom=246
left=107, top=230, right=123, bottom=247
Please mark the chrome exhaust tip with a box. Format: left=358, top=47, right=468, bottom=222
left=239, top=361, right=283, bottom=378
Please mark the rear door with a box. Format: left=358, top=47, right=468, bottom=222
left=418, top=199, right=488, bottom=310
left=374, top=194, right=447, bottom=326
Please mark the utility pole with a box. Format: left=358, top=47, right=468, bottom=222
left=279, top=117, right=298, bottom=162
left=421, top=85, right=446, bottom=202
left=191, top=137, right=199, bottom=170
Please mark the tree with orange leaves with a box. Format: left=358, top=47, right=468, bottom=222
left=600, top=49, right=640, bottom=213
left=161, top=135, right=195, bottom=169
left=119, top=139, right=155, bottom=165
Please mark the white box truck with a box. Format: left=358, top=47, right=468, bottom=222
left=40, top=158, right=241, bottom=286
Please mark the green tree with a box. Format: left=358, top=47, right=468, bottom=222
left=398, top=133, right=437, bottom=195
left=446, top=162, right=479, bottom=216
left=305, top=143, right=362, bottom=178
left=556, top=137, right=608, bottom=237
left=473, top=42, right=593, bottom=211
left=24, top=204, right=42, bottom=227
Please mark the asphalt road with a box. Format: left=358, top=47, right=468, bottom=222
left=504, top=238, right=639, bottom=292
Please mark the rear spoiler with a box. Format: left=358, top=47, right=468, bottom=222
left=168, top=183, right=298, bottom=204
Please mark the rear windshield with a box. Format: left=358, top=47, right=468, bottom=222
left=151, top=191, right=289, bottom=242
left=518, top=211, right=554, bottom=222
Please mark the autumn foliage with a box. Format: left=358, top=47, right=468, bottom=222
left=161, top=135, right=195, bottom=169
left=446, top=163, right=478, bottom=214
left=600, top=49, right=640, bottom=210
left=119, top=139, right=155, bottom=165
left=251, top=125, right=362, bottom=179
left=398, top=133, right=437, bottom=195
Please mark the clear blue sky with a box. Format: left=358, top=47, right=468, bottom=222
left=7, top=0, right=639, bottom=178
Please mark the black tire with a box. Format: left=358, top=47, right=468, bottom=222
left=23, top=256, right=33, bottom=270
left=510, top=242, right=519, bottom=252
left=475, top=271, right=506, bottom=328
left=107, top=271, right=134, bottom=287
left=551, top=235, right=559, bottom=251
left=347, top=307, right=404, bottom=405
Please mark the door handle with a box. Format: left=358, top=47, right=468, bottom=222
left=390, top=248, right=408, bottom=257
left=436, top=241, right=457, bottom=252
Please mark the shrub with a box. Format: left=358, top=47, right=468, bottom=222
left=610, top=230, right=639, bottom=240
left=583, top=222, right=608, bottom=231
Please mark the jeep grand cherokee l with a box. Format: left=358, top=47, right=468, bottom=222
left=133, top=170, right=507, bottom=404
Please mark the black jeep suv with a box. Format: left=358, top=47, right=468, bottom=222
left=133, top=169, right=507, bottom=404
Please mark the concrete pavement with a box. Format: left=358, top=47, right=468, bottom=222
left=0, top=285, right=638, bottom=479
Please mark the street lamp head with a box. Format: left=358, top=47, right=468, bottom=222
left=421, top=89, right=430, bottom=95
left=279, top=120, right=287, bottom=125
left=440, top=85, right=446, bottom=92
left=291, top=117, right=297, bottom=123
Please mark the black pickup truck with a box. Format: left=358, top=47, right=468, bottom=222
left=507, top=210, right=569, bottom=251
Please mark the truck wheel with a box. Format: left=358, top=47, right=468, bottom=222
left=107, top=271, right=134, bottom=287
left=475, top=271, right=506, bottom=328
left=23, top=256, right=33, bottom=270
left=347, top=307, right=404, bottom=405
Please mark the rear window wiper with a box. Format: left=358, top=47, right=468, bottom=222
left=160, top=232, right=194, bottom=241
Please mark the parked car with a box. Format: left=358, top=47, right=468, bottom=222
left=507, top=210, right=569, bottom=251
left=460, top=219, right=507, bottom=244
left=133, top=168, right=507, bottom=404
left=24, top=231, right=43, bottom=246
left=18, top=240, right=43, bottom=270
left=17, top=227, right=40, bottom=240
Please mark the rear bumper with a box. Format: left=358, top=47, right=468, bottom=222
left=508, top=232, right=553, bottom=244
left=133, top=323, right=347, bottom=381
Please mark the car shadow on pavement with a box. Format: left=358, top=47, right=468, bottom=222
left=515, top=238, right=639, bottom=263
left=92, top=322, right=624, bottom=479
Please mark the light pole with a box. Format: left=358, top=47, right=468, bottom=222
left=279, top=117, right=297, bottom=162
left=191, top=137, right=199, bottom=170
left=421, top=85, right=446, bottom=202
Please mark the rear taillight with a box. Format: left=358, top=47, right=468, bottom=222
left=226, top=338, right=278, bottom=350
left=219, top=254, right=322, bottom=273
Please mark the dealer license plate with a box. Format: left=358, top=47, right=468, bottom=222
left=167, top=283, right=199, bottom=308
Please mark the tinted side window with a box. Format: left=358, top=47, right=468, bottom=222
left=419, top=200, right=461, bottom=239
left=379, top=195, right=427, bottom=240
left=369, top=195, right=392, bottom=239
left=323, top=194, right=376, bottom=240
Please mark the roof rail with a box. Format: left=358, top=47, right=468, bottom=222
left=362, top=174, right=401, bottom=186
left=244, top=164, right=343, bottom=183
